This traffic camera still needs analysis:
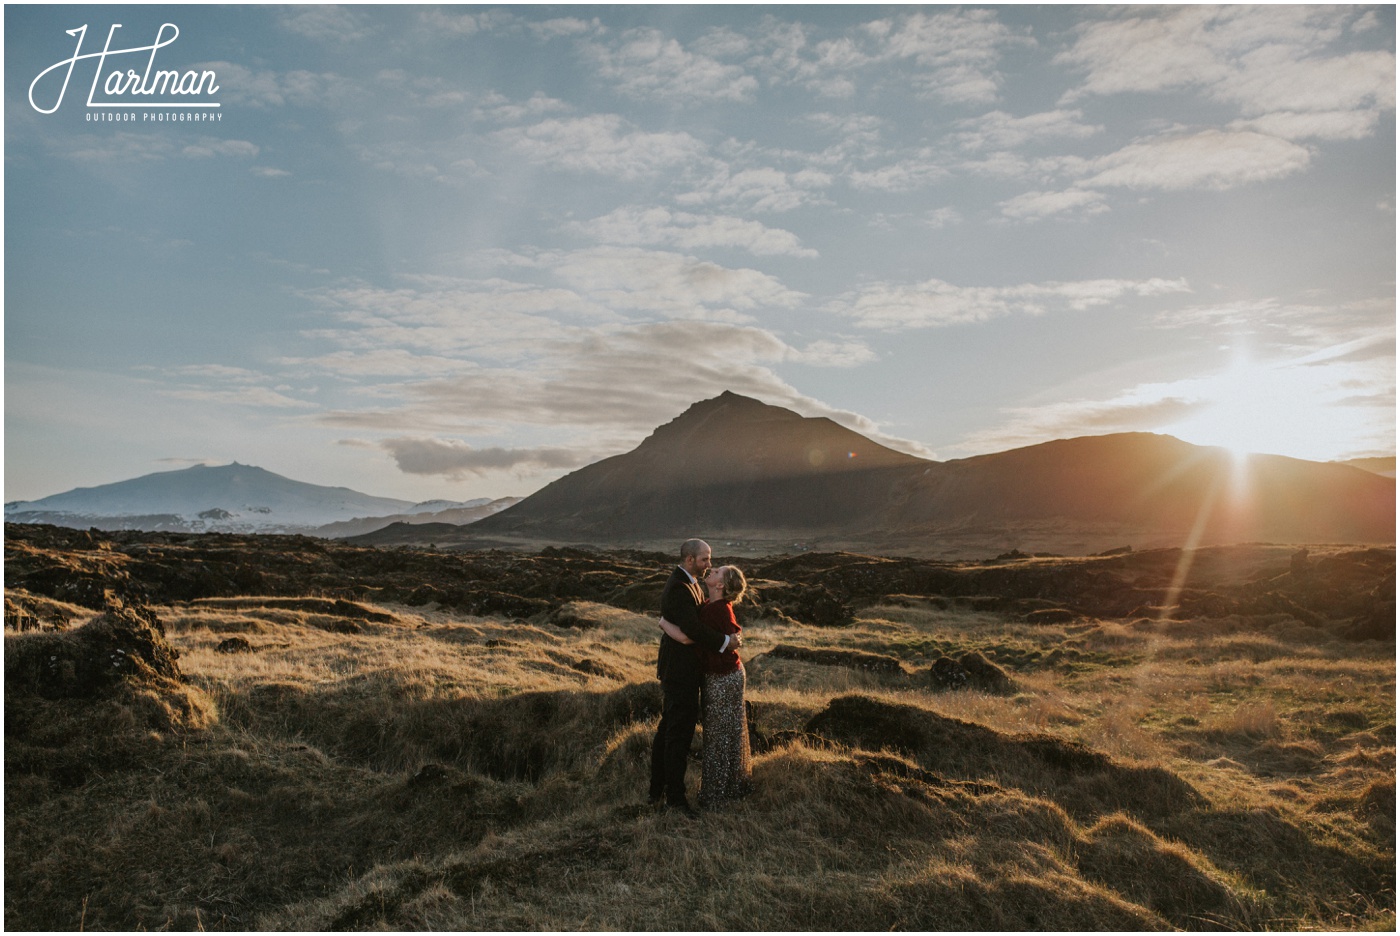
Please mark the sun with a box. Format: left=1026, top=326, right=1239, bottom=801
left=1160, top=353, right=1367, bottom=462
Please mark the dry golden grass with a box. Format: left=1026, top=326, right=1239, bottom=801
left=5, top=584, right=1394, bottom=931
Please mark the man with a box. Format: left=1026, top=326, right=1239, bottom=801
left=649, top=537, right=738, bottom=817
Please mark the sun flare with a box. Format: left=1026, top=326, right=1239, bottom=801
left=1160, top=353, right=1372, bottom=462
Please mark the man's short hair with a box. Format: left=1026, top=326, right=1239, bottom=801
left=680, top=538, right=709, bottom=561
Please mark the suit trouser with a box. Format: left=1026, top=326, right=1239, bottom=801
left=650, top=667, right=701, bottom=804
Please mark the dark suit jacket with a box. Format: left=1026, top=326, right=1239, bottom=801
left=656, top=566, right=725, bottom=681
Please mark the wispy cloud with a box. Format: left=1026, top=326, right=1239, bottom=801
left=999, top=188, right=1109, bottom=221
left=1058, top=7, right=1393, bottom=138
left=1081, top=129, right=1312, bottom=191
left=688, top=9, right=1031, bottom=104
left=848, top=151, right=949, bottom=192
left=278, top=6, right=377, bottom=44
left=677, top=165, right=832, bottom=212
left=1154, top=297, right=1396, bottom=352
left=869, top=9, right=1035, bottom=104
left=572, top=206, right=817, bottom=257
left=954, top=345, right=1395, bottom=460
left=834, top=277, right=1191, bottom=330
left=582, top=28, right=759, bottom=103
left=493, top=115, right=707, bottom=179
left=61, top=134, right=261, bottom=164
left=952, top=393, right=1207, bottom=455
left=311, top=318, right=925, bottom=462
left=952, top=109, right=1101, bottom=151
left=200, top=62, right=349, bottom=109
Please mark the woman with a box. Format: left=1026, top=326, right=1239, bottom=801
left=659, top=564, right=753, bottom=808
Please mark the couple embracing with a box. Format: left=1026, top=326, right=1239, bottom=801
left=648, top=538, right=753, bottom=818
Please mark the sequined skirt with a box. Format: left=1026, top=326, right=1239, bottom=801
left=699, top=665, right=752, bottom=807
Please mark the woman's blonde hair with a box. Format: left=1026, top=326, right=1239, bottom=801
left=717, top=565, right=747, bottom=605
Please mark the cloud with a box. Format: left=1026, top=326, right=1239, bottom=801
left=251, top=166, right=292, bottom=178
left=999, top=188, right=1109, bottom=221
left=923, top=207, right=963, bottom=228
left=952, top=109, right=1101, bottom=151
left=414, top=8, right=498, bottom=38
left=278, top=6, right=376, bottom=43
left=848, top=152, right=949, bottom=192
left=379, top=437, right=594, bottom=479
left=298, top=248, right=807, bottom=375
left=1154, top=297, right=1396, bottom=353
left=63, top=134, right=179, bottom=163
left=62, top=134, right=259, bottom=164
left=788, top=339, right=877, bottom=368
left=473, top=91, right=571, bottom=123
left=163, top=386, right=316, bottom=409
left=677, top=166, right=833, bottom=212
left=583, top=28, right=759, bottom=102
left=1082, top=130, right=1312, bottom=191
left=373, top=70, right=472, bottom=109
left=350, top=139, right=481, bottom=186
left=951, top=394, right=1208, bottom=455
left=1231, top=110, right=1381, bottom=142
left=301, top=278, right=610, bottom=360
left=1058, top=7, right=1393, bottom=138
left=528, top=17, right=603, bottom=41
left=870, top=9, right=1034, bottom=104
left=493, top=115, right=707, bottom=179
left=1219, top=47, right=1394, bottom=117
left=201, top=62, right=346, bottom=109
left=309, top=318, right=928, bottom=461
left=834, top=277, right=1191, bottom=330
left=725, top=9, right=1030, bottom=104
left=956, top=340, right=1396, bottom=461
left=572, top=206, right=817, bottom=257
left=153, top=364, right=317, bottom=411
left=279, top=349, right=475, bottom=378
left=545, top=247, right=806, bottom=318
left=182, top=139, right=259, bottom=159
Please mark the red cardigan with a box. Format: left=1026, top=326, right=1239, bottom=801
left=697, top=600, right=741, bottom=674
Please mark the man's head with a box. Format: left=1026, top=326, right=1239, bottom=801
left=679, top=538, right=712, bottom=578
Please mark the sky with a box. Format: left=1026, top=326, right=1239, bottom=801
left=5, top=4, right=1395, bottom=504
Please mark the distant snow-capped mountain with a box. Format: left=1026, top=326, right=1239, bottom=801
left=3, top=463, right=512, bottom=536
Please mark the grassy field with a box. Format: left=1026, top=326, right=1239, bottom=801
left=5, top=547, right=1395, bottom=930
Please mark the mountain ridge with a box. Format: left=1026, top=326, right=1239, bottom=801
left=3, top=463, right=514, bottom=537
left=465, top=393, right=1394, bottom=552
left=7, top=393, right=1394, bottom=552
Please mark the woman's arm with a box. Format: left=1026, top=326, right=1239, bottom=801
left=659, top=616, right=694, bottom=645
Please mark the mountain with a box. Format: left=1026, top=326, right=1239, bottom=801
left=470, top=391, right=928, bottom=538
left=7, top=463, right=421, bottom=535
left=1337, top=456, right=1397, bottom=479
left=466, top=392, right=1395, bottom=551
left=313, top=497, right=524, bottom=539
